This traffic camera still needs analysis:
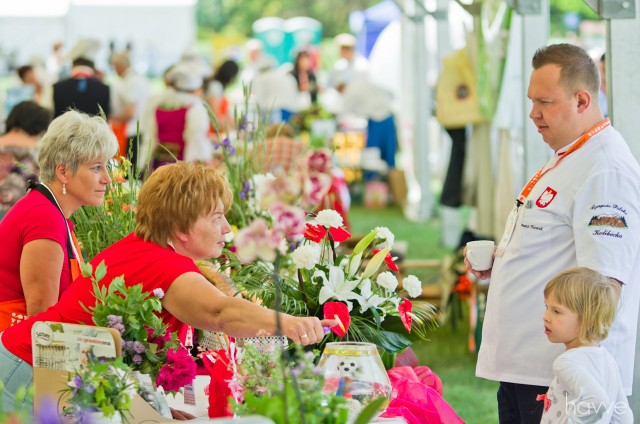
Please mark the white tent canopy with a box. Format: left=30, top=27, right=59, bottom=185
left=0, top=0, right=197, bottom=75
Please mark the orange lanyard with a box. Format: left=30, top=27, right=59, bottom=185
left=516, top=118, right=611, bottom=206
left=70, top=230, right=85, bottom=281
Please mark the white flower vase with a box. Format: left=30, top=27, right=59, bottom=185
left=82, top=411, right=122, bottom=424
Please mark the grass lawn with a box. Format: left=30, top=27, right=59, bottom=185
left=349, top=204, right=499, bottom=424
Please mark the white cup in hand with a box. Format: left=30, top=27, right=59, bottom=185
left=466, top=240, right=495, bottom=271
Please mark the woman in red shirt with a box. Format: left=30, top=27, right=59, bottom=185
left=0, top=110, right=118, bottom=331
left=0, top=161, right=334, bottom=413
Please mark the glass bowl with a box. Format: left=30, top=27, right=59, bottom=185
left=319, top=342, right=392, bottom=407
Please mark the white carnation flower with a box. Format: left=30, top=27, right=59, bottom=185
left=316, top=209, right=343, bottom=228
left=403, top=275, right=423, bottom=298
left=292, top=244, right=321, bottom=270
left=374, top=226, right=395, bottom=248
left=376, top=271, right=398, bottom=292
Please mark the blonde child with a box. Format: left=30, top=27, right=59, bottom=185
left=539, top=267, right=632, bottom=423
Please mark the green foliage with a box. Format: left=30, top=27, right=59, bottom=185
left=62, top=357, right=136, bottom=419
left=196, top=0, right=381, bottom=38
left=551, top=0, right=598, bottom=20
left=80, top=261, right=180, bottom=382
left=233, top=345, right=384, bottom=424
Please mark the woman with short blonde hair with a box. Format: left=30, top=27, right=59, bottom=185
left=0, top=110, right=117, bottom=331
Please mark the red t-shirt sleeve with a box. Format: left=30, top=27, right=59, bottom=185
left=20, top=202, right=67, bottom=247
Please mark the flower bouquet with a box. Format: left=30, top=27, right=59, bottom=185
left=231, top=208, right=436, bottom=356
left=61, top=357, right=137, bottom=423
left=80, top=261, right=197, bottom=393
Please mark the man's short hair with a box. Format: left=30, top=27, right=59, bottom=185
left=532, top=43, right=600, bottom=97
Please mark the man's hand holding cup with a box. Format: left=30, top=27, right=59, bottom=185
left=464, top=240, right=495, bottom=280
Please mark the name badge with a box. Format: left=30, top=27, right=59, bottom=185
left=495, top=204, right=524, bottom=257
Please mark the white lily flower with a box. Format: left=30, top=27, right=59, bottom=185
left=317, top=266, right=363, bottom=311
left=346, top=252, right=362, bottom=276
left=357, top=279, right=386, bottom=313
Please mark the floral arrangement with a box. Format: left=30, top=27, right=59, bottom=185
left=80, top=261, right=197, bottom=393
left=230, top=344, right=385, bottom=424
left=61, top=357, right=136, bottom=421
left=72, top=157, right=139, bottom=260
left=208, top=87, right=339, bottom=247
left=232, top=208, right=436, bottom=355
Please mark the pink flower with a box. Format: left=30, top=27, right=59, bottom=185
left=234, top=218, right=281, bottom=263
left=306, top=149, right=332, bottom=174
left=255, top=174, right=301, bottom=209
left=269, top=201, right=306, bottom=241
left=156, top=347, right=197, bottom=392
left=301, top=173, right=332, bottom=210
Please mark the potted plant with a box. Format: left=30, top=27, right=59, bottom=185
left=62, top=357, right=137, bottom=424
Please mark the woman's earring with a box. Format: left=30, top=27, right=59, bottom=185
left=63, top=184, right=67, bottom=195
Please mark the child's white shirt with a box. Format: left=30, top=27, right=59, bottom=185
left=540, top=346, right=632, bottom=423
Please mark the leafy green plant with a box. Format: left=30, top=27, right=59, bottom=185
left=62, top=357, right=136, bottom=420
left=232, top=345, right=386, bottom=424
left=80, top=261, right=196, bottom=392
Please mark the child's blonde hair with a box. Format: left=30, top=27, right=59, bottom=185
left=544, top=267, right=617, bottom=344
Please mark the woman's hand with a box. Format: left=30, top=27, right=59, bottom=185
left=282, top=315, right=339, bottom=345
left=170, top=407, right=197, bottom=420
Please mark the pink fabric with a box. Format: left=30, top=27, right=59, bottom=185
left=388, top=366, right=443, bottom=395
left=383, top=366, right=463, bottom=424
left=155, top=107, right=188, bottom=166
left=394, top=347, right=419, bottom=368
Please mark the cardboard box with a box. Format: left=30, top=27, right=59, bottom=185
left=31, top=321, right=176, bottom=423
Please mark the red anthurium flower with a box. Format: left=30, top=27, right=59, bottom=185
left=323, top=302, right=351, bottom=338
left=329, top=226, right=351, bottom=242
left=398, top=298, right=413, bottom=333
left=373, top=249, right=399, bottom=273
left=304, top=223, right=351, bottom=243
left=304, top=223, right=326, bottom=243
